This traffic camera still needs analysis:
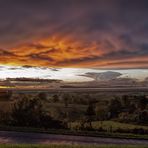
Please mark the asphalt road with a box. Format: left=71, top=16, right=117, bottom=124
left=0, top=131, right=148, bottom=145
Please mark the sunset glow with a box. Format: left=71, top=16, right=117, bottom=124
left=0, top=0, right=147, bottom=70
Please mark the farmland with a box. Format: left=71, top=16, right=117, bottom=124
left=0, top=87, right=147, bottom=139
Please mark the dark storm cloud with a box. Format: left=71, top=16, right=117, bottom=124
left=0, top=0, right=147, bottom=46
left=0, top=0, right=148, bottom=68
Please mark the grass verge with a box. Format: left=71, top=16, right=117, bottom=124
left=0, top=125, right=148, bottom=140
left=0, top=144, right=148, bottom=148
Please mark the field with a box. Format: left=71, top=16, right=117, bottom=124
left=70, top=121, right=148, bottom=131
left=0, top=144, right=148, bottom=148
left=0, top=89, right=147, bottom=141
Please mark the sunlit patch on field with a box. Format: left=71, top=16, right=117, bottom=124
left=0, top=86, right=11, bottom=89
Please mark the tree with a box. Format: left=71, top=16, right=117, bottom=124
left=138, top=96, right=148, bottom=110
left=128, top=103, right=136, bottom=114
left=95, top=106, right=108, bottom=120
left=108, top=98, right=122, bottom=118
left=85, top=102, right=95, bottom=129
left=63, top=93, right=69, bottom=107
left=0, top=90, right=12, bottom=101
left=121, top=95, right=130, bottom=107
left=0, top=110, right=11, bottom=125
left=38, top=92, right=47, bottom=101
left=138, top=110, right=148, bottom=124
left=11, top=96, right=43, bottom=127
left=11, top=96, right=65, bottom=129
left=52, top=94, right=59, bottom=103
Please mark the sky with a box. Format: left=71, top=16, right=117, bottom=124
left=0, top=0, right=148, bottom=69
left=0, top=65, right=147, bottom=82
left=0, top=0, right=148, bottom=81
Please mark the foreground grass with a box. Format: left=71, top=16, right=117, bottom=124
left=0, top=145, right=148, bottom=148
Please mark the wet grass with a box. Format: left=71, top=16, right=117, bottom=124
left=0, top=144, right=148, bottom=148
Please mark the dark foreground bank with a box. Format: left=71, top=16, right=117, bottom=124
left=0, top=131, right=148, bottom=145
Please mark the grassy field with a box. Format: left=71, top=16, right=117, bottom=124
left=93, top=121, right=148, bottom=130
left=0, top=145, right=148, bottom=148
left=70, top=121, right=148, bottom=131
left=69, top=121, right=148, bottom=139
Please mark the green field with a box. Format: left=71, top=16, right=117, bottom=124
left=70, top=121, right=148, bottom=131
left=0, top=145, right=148, bottom=148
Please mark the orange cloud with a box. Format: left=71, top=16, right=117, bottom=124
left=0, top=34, right=147, bottom=69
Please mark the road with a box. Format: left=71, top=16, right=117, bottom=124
left=0, top=131, right=148, bottom=145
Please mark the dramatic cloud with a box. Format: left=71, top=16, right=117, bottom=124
left=0, top=0, right=148, bottom=68
left=80, top=71, right=122, bottom=81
